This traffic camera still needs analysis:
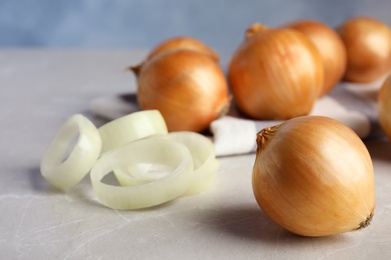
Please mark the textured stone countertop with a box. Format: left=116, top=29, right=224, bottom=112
left=1, top=49, right=390, bottom=259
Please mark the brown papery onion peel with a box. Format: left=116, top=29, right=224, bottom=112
left=135, top=49, right=230, bottom=132
left=252, top=116, right=375, bottom=237
left=228, top=23, right=324, bottom=120
left=286, top=19, right=347, bottom=95
left=337, top=16, right=391, bottom=83
left=146, top=36, right=219, bottom=62
left=378, top=74, right=391, bottom=140
left=130, top=36, right=219, bottom=76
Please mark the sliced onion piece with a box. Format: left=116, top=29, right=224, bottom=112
left=40, top=114, right=102, bottom=190
left=113, top=163, right=175, bottom=186
left=184, top=158, right=219, bottom=196
left=166, top=132, right=219, bottom=196
left=98, top=110, right=168, bottom=154
left=90, top=138, right=193, bottom=210
left=114, top=131, right=219, bottom=196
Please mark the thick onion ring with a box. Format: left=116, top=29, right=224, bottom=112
left=98, top=110, right=168, bottom=153
left=114, top=131, right=219, bottom=195
left=166, top=132, right=219, bottom=196
left=40, top=114, right=102, bottom=190
left=90, top=138, right=193, bottom=210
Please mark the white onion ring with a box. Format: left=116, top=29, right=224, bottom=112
left=98, top=110, right=167, bottom=154
left=114, top=131, right=219, bottom=196
left=90, top=138, right=193, bottom=210
left=40, top=114, right=102, bottom=190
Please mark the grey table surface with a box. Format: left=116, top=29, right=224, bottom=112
left=1, top=49, right=391, bottom=259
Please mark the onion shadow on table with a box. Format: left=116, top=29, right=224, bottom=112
left=364, top=137, right=391, bottom=162
left=197, top=204, right=352, bottom=245
left=65, top=171, right=183, bottom=211
left=27, top=166, right=114, bottom=210
left=27, top=166, right=63, bottom=194
left=27, top=169, right=112, bottom=210
left=83, top=109, right=111, bottom=128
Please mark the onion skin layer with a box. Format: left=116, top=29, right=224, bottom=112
left=252, top=116, right=375, bottom=237
left=337, top=17, right=391, bottom=83
left=146, top=36, right=219, bottom=62
left=286, top=20, right=347, bottom=96
left=130, top=36, right=219, bottom=77
left=137, top=49, right=230, bottom=132
left=229, top=26, right=323, bottom=120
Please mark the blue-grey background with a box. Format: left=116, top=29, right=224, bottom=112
left=1, top=0, right=390, bottom=58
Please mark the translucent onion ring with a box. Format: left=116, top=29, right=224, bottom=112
left=114, top=131, right=219, bottom=196
left=98, top=110, right=168, bottom=154
left=40, top=114, right=102, bottom=190
left=90, top=138, right=193, bottom=210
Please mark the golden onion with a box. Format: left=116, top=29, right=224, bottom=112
left=337, top=16, right=391, bottom=83
left=228, top=23, right=324, bottom=120
left=286, top=19, right=347, bottom=95
left=252, top=116, right=375, bottom=237
left=136, top=49, right=230, bottom=132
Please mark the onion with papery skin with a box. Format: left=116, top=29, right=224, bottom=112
left=337, top=16, right=391, bottom=83
left=378, top=75, right=391, bottom=140
left=136, top=49, right=230, bottom=132
left=252, top=116, right=375, bottom=237
left=286, top=19, right=347, bottom=95
left=228, top=23, right=324, bottom=120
